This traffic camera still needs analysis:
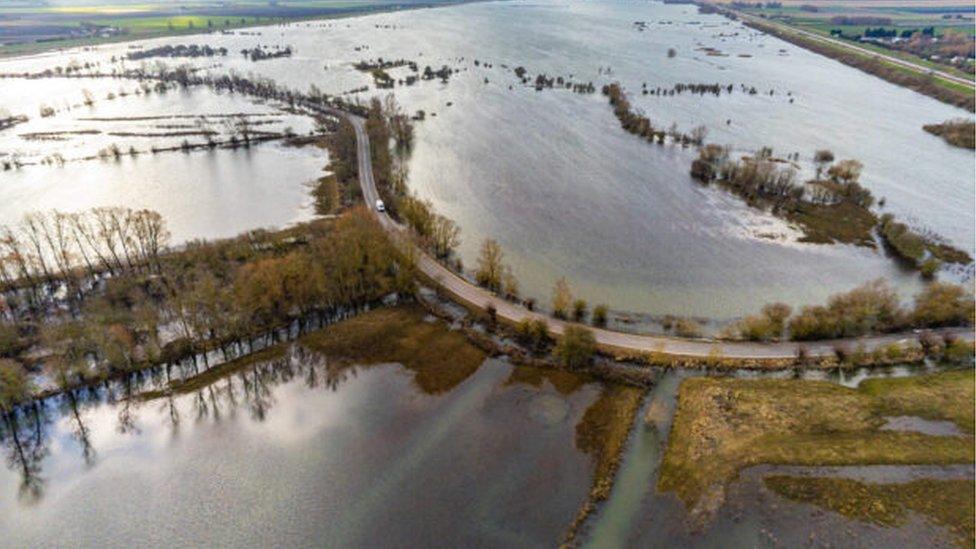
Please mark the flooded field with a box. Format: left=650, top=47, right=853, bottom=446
left=0, top=77, right=322, bottom=243
left=0, top=304, right=970, bottom=547
left=0, top=339, right=602, bottom=546
left=1, top=0, right=973, bottom=318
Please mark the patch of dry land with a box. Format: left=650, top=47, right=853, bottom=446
left=658, top=370, right=975, bottom=527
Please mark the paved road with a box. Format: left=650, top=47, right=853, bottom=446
left=737, top=11, right=975, bottom=89
left=318, top=108, right=973, bottom=360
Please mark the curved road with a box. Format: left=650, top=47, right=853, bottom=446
left=326, top=109, right=973, bottom=360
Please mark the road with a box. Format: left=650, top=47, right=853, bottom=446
left=322, top=109, right=974, bottom=360
left=736, top=11, right=974, bottom=90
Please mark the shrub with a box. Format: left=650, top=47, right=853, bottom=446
left=912, top=282, right=974, bottom=327
left=789, top=280, right=905, bottom=340
left=0, top=325, right=24, bottom=358
left=674, top=318, right=703, bottom=338
left=734, top=302, right=792, bottom=341
left=554, top=326, right=597, bottom=369
left=515, top=318, right=550, bottom=353
left=918, top=332, right=944, bottom=356
left=592, top=304, right=608, bottom=327
left=572, top=299, right=588, bottom=322
left=943, top=339, right=974, bottom=363
left=551, top=277, right=573, bottom=320
left=0, top=359, right=30, bottom=413
left=919, top=258, right=941, bottom=279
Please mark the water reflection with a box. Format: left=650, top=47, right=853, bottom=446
left=0, top=343, right=603, bottom=547
left=1, top=408, right=48, bottom=504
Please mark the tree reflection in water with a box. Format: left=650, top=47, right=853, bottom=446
left=1, top=405, right=50, bottom=504
left=0, top=344, right=349, bottom=503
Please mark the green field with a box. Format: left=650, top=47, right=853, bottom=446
left=737, top=3, right=976, bottom=83
left=0, top=0, right=475, bottom=57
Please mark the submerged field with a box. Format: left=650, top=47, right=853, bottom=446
left=0, top=305, right=646, bottom=547
left=4, top=0, right=972, bottom=322
left=0, top=1, right=973, bottom=547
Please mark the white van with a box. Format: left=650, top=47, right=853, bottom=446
left=375, top=199, right=386, bottom=212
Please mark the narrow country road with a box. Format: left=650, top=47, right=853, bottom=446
left=322, top=109, right=973, bottom=360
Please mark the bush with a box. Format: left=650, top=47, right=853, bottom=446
left=592, top=304, right=608, bottom=327
left=918, top=332, right=944, bottom=356
left=734, top=302, right=792, bottom=341
left=0, top=359, right=30, bottom=413
left=943, top=339, right=974, bottom=363
left=0, top=325, right=24, bottom=358
left=919, top=258, right=941, bottom=279
left=554, top=326, right=597, bottom=369
left=912, top=282, right=974, bottom=328
left=515, top=318, right=550, bottom=353
left=674, top=318, right=703, bottom=338
left=551, top=277, right=573, bottom=320
left=789, top=279, right=905, bottom=340
left=572, top=299, right=588, bottom=322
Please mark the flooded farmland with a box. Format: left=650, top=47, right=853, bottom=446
left=1, top=0, right=972, bottom=319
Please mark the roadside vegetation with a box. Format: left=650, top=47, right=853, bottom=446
left=726, top=279, right=974, bottom=342
left=658, top=370, right=975, bottom=525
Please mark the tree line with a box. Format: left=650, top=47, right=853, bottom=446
left=0, top=207, right=415, bottom=414
left=602, top=83, right=707, bottom=147
left=725, top=279, right=974, bottom=342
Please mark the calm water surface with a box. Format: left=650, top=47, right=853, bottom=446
left=0, top=350, right=601, bottom=547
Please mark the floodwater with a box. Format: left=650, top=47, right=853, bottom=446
left=0, top=348, right=605, bottom=547
left=0, top=0, right=973, bottom=318
left=2, top=334, right=967, bottom=547
left=0, top=78, right=322, bottom=243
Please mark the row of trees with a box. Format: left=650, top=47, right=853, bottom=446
left=0, top=207, right=414, bottom=409
left=399, top=197, right=460, bottom=259
left=0, top=207, right=169, bottom=318
left=603, top=82, right=707, bottom=147
left=474, top=238, right=609, bottom=327
left=727, top=279, right=974, bottom=341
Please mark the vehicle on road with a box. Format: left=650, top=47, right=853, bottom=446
left=375, top=199, right=385, bottom=212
